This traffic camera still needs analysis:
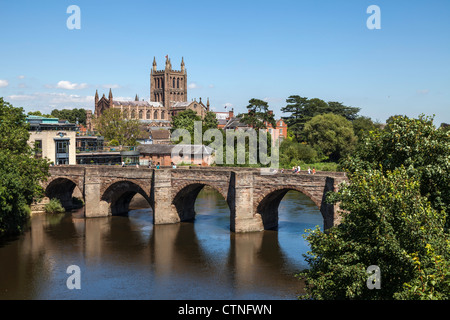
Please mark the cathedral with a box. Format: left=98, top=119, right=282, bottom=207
left=90, top=56, right=210, bottom=130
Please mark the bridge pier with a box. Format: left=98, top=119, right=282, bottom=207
left=230, top=171, right=264, bottom=233
left=84, top=167, right=109, bottom=218
left=152, top=169, right=179, bottom=225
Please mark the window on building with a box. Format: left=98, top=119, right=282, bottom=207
left=146, top=110, right=151, bottom=119
left=55, top=139, right=69, bottom=165
left=161, top=111, right=165, bottom=120
left=154, top=110, right=158, bottom=120
left=139, top=110, right=143, bottom=119
left=34, top=140, right=42, bottom=158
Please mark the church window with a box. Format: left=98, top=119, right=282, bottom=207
left=146, top=110, right=150, bottom=119
left=131, top=110, right=136, bottom=119
left=154, top=110, right=158, bottom=120
left=172, top=78, right=175, bottom=88
left=177, top=78, right=180, bottom=88
left=139, top=110, right=143, bottom=119
left=161, top=111, right=165, bottom=120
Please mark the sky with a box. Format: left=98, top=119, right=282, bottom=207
left=0, top=0, right=449, bottom=125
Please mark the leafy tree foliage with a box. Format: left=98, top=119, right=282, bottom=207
left=300, top=115, right=450, bottom=300
left=0, top=98, right=50, bottom=237
left=279, top=139, right=318, bottom=168
left=300, top=167, right=450, bottom=300
left=343, top=115, right=450, bottom=229
left=237, top=98, right=276, bottom=131
left=171, top=110, right=219, bottom=144
left=281, top=95, right=360, bottom=141
left=352, top=115, right=378, bottom=140
left=303, top=113, right=357, bottom=162
left=51, top=108, right=87, bottom=125
left=94, top=108, right=141, bottom=147
left=27, top=110, right=53, bottom=118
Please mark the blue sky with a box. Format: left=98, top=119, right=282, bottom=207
left=0, top=0, right=449, bottom=125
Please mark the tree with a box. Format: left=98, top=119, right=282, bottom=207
left=237, top=98, right=276, bottom=131
left=170, top=110, right=219, bottom=144
left=300, top=167, right=450, bottom=300
left=300, top=115, right=450, bottom=300
left=94, top=108, right=141, bottom=147
left=281, top=95, right=310, bottom=141
left=352, top=115, right=378, bottom=140
left=342, top=115, right=450, bottom=230
left=202, top=111, right=219, bottom=133
left=170, top=109, right=202, bottom=144
left=279, top=139, right=318, bottom=168
left=0, top=98, right=50, bottom=237
left=51, top=108, right=87, bottom=125
left=27, top=110, right=53, bottom=118
left=281, top=95, right=360, bottom=141
left=303, top=113, right=357, bottom=162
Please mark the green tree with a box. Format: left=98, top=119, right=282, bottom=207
left=299, top=115, right=450, bottom=300
left=27, top=110, right=53, bottom=118
left=170, top=109, right=202, bottom=144
left=279, top=139, right=318, bottom=167
left=281, top=95, right=360, bottom=141
left=352, top=115, right=378, bottom=140
left=94, top=108, right=140, bottom=147
left=0, top=98, right=50, bottom=237
left=343, top=115, right=450, bottom=229
left=303, top=113, right=357, bottom=162
left=170, top=110, right=219, bottom=144
left=51, top=108, right=87, bottom=125
left=237, top=98, right=276, bottom=131
left=202, top=111, right=219, bottom=133
left=300, top=167, right=450, bottom=300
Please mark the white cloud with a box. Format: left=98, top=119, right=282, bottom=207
left=0, top=80, right=9, bottom=88
left=56, top=80, right=89, bottom=90
left=188, top=82, right=201, bottom=89
left=17, top=75, right=26, bottom=79
left=8, top=92, right=94, bottom=104
left=102, top=84, right=121, bottom=89
left=8, top=94, right=34, bottom=100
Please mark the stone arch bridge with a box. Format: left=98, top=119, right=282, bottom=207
left=42, top=166, right=348, bottom=233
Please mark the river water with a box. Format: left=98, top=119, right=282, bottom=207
left=0, top=188, right=322, bottom=300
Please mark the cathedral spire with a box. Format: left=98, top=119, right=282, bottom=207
left=135, top=94, right=139, bottom=101
left=152, top=56, right=157, bottom=72
left=181, top=57, right=185, bottom=73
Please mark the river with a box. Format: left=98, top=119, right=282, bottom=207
left=0, top=188, right=322, bottom=300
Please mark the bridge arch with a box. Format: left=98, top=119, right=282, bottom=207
left=172, top=182, right=230, bottom=222
left=101, top=180, right=153, bottom=216
left=255, top=185, right=323, bottom=230
left=45, top=177, right=84, bottom=210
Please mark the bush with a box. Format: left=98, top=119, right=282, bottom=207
left=44, top=198, right=65, bottom=214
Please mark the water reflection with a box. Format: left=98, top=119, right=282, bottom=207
left=0, top=189, right=322, bottom=300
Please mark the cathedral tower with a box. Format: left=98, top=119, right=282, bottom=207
left=150, top=56, right=187, bottom=109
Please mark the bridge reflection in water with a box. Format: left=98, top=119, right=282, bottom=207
left=1, top=187, right=322, bottom=299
